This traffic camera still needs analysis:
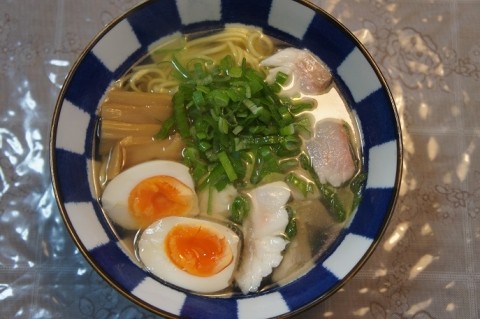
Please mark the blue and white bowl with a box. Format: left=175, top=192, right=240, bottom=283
left=50, top=0, right=402, bottom=318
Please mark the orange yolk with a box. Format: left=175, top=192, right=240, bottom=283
left=128, top=175, right=195, bottom=228
left=165, top=224, right=233, bottom=277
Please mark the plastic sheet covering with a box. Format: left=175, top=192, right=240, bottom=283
left=1, top=0, right=480, bottom=318
left=0, top=2, right=156, bottom=318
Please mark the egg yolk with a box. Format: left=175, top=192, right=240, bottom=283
left=128, top=175, right=195, bottom=228
left=165, top=224, right=233, bottom=277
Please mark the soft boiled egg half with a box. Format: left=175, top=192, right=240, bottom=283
left=101, top=160, right=199, bottom=230
left=137, top=216, right=240, bottom=293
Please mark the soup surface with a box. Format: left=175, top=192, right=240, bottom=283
left=92, top=24, right=365, bottom=296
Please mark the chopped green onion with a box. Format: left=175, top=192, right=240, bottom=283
left=198, top=141, right=212, bottom=152
left=275, top=71, right=289, bottom=86
left=171, top=55, right=190, bottom=80
left=279, top=158, right=298, bottom=172
left=232, top=125, right=243, bottom=135
left=250, top=146, right=280, bottom=184
left=220, top=55, right=234, bottom=71
left=243, top=99, right=261, bottom=115
left=198, top=163, right=227, bottom=191
left=229, top=66, right=242, bottom=78
left=196, top=85, right=210, bottom=94
left=350, top=172, right=366, bottom=211
left=154, top=117, right=175, bottom=140
left=230, top=195, right=250, bottom=224
left=192, top=90, right=205, bottom=107
left=278, top=135, right=302, bottom=156
left=280, top=124, right=295, bottom=136
left=294, top=114, right=314, bottom=138
left=245, top=84, right=252, bottom=98
left=209, top=89, right=230, bottom=108
left=194, top=119, right=210, bottom=139
left=278, top=106, right=293, bottom=123
left=244, top=70, right=263, bottom=94
left=196, top=74, right=213, bottom=86
left=218, top=117, right=229, bottom=134
left=284, top=206, right=297, bottom=240
left=172, top=93, right=190, bottom=138
left=270, top=82, right=282, bottom=93
left=299, top=153, right=347, bottom=222
left=183, top=147, right=207, bottom=184
left=218, top=151, right=238, bottom=182
left=157, top=55, right=315, bottom=191
left=227, top=86, right=244, bottom=102
left=290, top=101, right=314, bottom=114
left=285, top=173, right=314, bottom=198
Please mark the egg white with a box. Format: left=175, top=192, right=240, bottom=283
left=101, top=160, right=198, bottom=230
left=137, top=216, right=240, bottom=293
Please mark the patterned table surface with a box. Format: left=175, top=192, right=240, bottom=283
left=1, top=0, right=479, bottom=318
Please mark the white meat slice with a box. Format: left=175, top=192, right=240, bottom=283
left=234, top=181, right=290, bottom=294
left=305, top=119, right=356, bottom=187
left=260, top=47, right=332, bottom=96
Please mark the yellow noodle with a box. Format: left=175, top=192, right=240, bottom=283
left=182, top=28, right=265, bottom=64
left=247, top=31, right=274, bottom=59
left=122, top=26, right=275, bottom=94
left=129, top=69, right=160, bottom=82
left=149, top=36, right=186, bottom=63
left=129, top=72, right=156, bottom=92
left=148, top=79, right=179, bottom=94
left=131, top=64, right=169, bottom=75
left=126, top=66, right=172, bottom=92
left=225, top=41, right=240, bottom=62
left=185, top=43, right=229, bottom=57
left=185, top=29, right=249, bottom=47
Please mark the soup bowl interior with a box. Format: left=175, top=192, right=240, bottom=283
left=50, top=0, right=402, bottom=318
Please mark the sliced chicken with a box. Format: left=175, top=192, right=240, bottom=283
left=261, top=47, right=332, bottom=96
left=305, top=119, right=356, bottom=187
left=234, top=181, right=291, bottom=294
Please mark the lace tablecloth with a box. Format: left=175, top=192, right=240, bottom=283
left=1, top=1, right=479, bottom=318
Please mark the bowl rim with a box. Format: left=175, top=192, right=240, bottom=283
left=49, top=0, right=403, bottom=317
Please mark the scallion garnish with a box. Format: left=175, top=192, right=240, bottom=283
left=299, top=153, right=349, bottom=222
left=230, top=195, right=250, bottom=224
left=285, top=172, right=314, bottom=198
left=157, top=55, right=315, bottom=195
left=284, top=206, right=297, bottom=240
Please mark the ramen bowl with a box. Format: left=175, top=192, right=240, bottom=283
left=50, top=0, right=402, bottom=318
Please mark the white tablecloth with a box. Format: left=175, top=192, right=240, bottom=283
left=1, top=1, right=479, bottom=318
